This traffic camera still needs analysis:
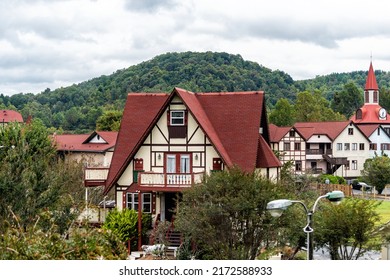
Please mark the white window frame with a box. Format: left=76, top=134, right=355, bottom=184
left=126, top=193, right=152, bottom=213
left=337, top=143, right=342, bottom=151
left=170, top=111, right=185, bottom=126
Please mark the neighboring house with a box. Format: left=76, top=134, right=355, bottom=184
left=54, top=130, right=119, bottom=224
left=269, top=121, right=371, bottom=179
left=54, top=131, right=118, bottom=187
left=270, top=61, right=390, bottom=181
left=332, top=122, right=370, bottom=178
left=269, top=124, right=307, bottom=174
left=0, top=110, right=23, bottom=126
left=357, top=124, right=390, bottom=158
left=103, top=88, right=281, bottom=232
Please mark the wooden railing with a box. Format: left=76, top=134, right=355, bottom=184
left=139, top=172, right=204, bottom=187
left=84, top=167, right=109, bottom=186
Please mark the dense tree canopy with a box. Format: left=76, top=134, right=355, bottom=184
left=361, top=154, right=390, bottom=194
left=174, top=167, right=300, bottom=260
left=315, top=198, right=381, bottom=260
left=331, top=82, right=363, bottom=118
left=1, top=52, right=390, bottom=132
left=0, top=120, right=85, bottom=233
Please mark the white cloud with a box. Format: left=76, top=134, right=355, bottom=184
left=1, top=0, right=390, bottom=95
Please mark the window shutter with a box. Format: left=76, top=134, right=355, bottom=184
left=152, top=193, right=156, bottom=214
left=122, top=192, right=127, bottom=209
left=167, top=110, right=170, bottom=126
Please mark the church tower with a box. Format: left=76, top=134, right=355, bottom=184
left=350, top=61, right=390, bottom=124
left=364, top=61, right=379, bottom=104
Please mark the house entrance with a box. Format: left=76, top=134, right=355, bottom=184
left=161, top=192, right=180, bottom=222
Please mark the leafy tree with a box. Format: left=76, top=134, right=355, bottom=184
left=331, top=82, right=363, bottom=118
left=361, top=154, right=390, bottom=194
left=268, top=98, right=295, bottom=126
left=317, top=174, right=346, bottom=185
left=0, top=217, right=128, bottom=260
left=294, top=90, right=346, bottom=122
left=102, top=209, right=152, bottom=251
left=96, top=110, right=122, bottom=131
left=380, top=87, right=390, bottom=111
left=174, top=167, right=296, bottom=260
left=314, top=198, right=381, bottom=260
left=0, top=119, right=84, bottom=232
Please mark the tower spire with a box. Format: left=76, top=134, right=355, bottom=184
left=365, top=61, right=379, bottom=91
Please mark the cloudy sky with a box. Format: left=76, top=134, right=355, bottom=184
left=1, top=0, right=390, bottom=95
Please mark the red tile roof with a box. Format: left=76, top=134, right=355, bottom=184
left=105, top=88, right=280, bottom=194
left=356, top=124, right=380, bottom=138
left=350, top=104, right=390, bottom=124
left=105, top=93, right=170, bottom=191
left=294, top=121, right=350, bottom=140
left=54, top=131, right=118, bottom=152
left=365, top=62, right=379, bottom=91
left=257, top=135, right=281, bottom=168
left=269, top=124, right=292, bottom=142
left=0, top=110, right=23, bottom=123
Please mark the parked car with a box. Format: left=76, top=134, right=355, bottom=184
left=353, top=182, right=373, bottom=192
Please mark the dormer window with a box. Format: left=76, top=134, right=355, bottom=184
left=168, top=110, right=187, bottom=138
left=170, top=111, right=185, bottom=126
left=356, top=109, right=362, bottom=119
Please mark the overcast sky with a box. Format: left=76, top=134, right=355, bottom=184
left=1, top=0, right=390, bottom=95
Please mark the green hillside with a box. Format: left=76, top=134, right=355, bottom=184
left=1, top=51, right=390, bottom=132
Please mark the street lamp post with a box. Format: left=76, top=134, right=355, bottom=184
left=266, top=190, right=344, bottom=260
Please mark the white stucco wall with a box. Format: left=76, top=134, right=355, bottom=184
left=333, top=124, right=370, bottom=178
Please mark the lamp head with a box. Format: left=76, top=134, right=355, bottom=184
left=326, top=190, right=344, bottom=203
left=266, top=199, right=293, bottom=218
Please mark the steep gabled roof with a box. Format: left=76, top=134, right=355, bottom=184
left=105, top=88, right=279, bottom=194
left=54, top=131, right=118, bottom=152
left=105, top=93, right=169, bottom=191
left=257, top=135, right=281, bottom=168
left=365, top=62, right=379, bottom=91
left=294, top=121, right=350, bottom=141
left=0, top=110, right=23, bottom=123
left=268, top=124, right=292, bottom=142
left=356, top=124, right=380, bottom=138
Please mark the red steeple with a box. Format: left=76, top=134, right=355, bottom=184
left=365, top=62, right=379, bottom=91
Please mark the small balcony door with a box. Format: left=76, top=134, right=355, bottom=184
left=166, top=153, right=191, bottom=174
left=165, top=153, right=191, bottom=185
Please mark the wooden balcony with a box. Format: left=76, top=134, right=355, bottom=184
left=306, top=149, right=332, bottom=155
left=84, top=167, right=109, bottom=187
left=138, top=172, right=204, bottom=188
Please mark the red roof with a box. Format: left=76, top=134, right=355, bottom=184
left=257, top=135, right=281, bottom=168
left=365, top=62, right=379, bottom=91
left=0, top=110, right=23, bottom=123
left=350, top=104, right=390, bottom=124
left=294, top=121, right=350, bottom=140
left=105, top=88, right=280, bottom=193
left=269, top=124, right=292, bottom=142
left=105, top=93, right=170, bottom=191
left=356, top=124, right=380, bottom=138
left=54, top=131, right=118, bottom=152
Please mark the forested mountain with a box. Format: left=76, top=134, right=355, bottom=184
left=1, top=51, right=390, bottom=133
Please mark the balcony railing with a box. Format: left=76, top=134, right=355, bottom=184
left=84, top=167, right=109, bottom=186
left=306, top=149, right=332, bottom=155
left=139, top=172, right=204, bottom=187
